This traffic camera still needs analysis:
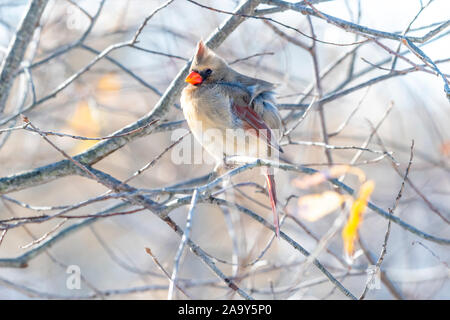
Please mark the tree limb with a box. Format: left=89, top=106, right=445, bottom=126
left=0, top=0, right=49, bottom=113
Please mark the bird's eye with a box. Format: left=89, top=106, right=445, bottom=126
left=205, top=69, right=212, bottom=76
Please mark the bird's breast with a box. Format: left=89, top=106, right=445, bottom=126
left=181, top=86, right=232, bottom=132
left=180, top=86, right=274, bottom=162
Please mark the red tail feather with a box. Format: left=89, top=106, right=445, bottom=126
left=265, top=170, right=279, bottom=237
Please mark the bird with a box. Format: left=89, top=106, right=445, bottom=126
left=180, top=40, right=284, bottom=237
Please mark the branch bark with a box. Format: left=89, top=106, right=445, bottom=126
left=261, top=0, right=449, bottom=43
left=0, top=0, right=262, bottom=195
left=0, top=0, right=49, bottom=113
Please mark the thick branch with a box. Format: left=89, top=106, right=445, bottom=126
left=0, top=0, right=261, bottom=195
left=0, top=202, right=130, bottom=268
left=0, top=0, right=49, bottom=113
left=202, top=158, right=450, bottom=245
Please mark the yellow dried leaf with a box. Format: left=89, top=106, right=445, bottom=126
left=97, top=72, right=121, bottom=92
left=342, top=180, right=375, bottom=257
left=297, top=191, right=344, bottom=222
left=68, top=101, right=101, bottom=154
left=292, top=165, right=366, bottom=189
left=74, top=139, right=98, bottom=154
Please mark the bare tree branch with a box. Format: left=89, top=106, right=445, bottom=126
left=0, top=0, right=49, bottom=113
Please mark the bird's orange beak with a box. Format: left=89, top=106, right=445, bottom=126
left=185, top=71, right=203, bottom=85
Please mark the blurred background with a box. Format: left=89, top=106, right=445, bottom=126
left=0, top=0, right=448, bottom=299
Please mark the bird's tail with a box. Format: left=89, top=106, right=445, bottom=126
left=265, top=168, right=279, bottom=237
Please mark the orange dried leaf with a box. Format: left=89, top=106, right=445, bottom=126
left=292, top=165, right=366, bottom=189
left=292, top=172, right=328, bottom=189
left=330, top=166, right=366, bottom=182
left=342, top=180, right=375, bottom=257
left=297, top=191, right=344, bottom=222
left=97, top=72, right=121, bottom=92
left=440, top=141, right=450, bottom=157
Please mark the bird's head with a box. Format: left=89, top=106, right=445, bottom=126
left=185, top=40, right=229, bottom=86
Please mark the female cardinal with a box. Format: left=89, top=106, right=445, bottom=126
left=181, top=40, right=283, bottom=236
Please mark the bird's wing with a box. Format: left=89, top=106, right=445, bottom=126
left=217, top=79, right=282, bottom=237
left=232, top=102, right=283, bottom=154
left=231, top=72, right=282, bottom=131
left=234, top=72, right=276, bottom=93
left=214, top=81, right=283, bottom=154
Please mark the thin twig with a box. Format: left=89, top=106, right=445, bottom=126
left=168, top=189, right=199, bottom=300
left=145, top=247, right=192, bottom=298
left=360, top=140, right=414, bottom=299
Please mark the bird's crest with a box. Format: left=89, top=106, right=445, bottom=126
left=193, top=39, right=216, bottom=65
left=195, top=40, right=207, bottom=60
